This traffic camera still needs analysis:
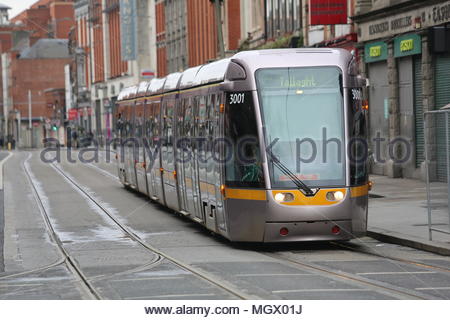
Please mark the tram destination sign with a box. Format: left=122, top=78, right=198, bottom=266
left=359, top=0, right=450, bottom=41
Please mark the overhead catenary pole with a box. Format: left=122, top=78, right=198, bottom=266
left=28, top=90, right=32, bottom=130
left=214, top=0, right=225, bottom=59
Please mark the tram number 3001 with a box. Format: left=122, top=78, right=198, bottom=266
left=229, top=93, right=245, bottom=105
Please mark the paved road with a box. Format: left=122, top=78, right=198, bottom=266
left=0, top=151, right=10, bottom=273
left=1, top=149, right=450, bottom=300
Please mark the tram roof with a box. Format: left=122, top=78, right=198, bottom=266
left=232, top=48, right=353, bottom=71
left=163, top=72, right=182, bottom=92
left=118, top=86, right=137, bottom=101
left=118, top=49, right=353, bottom=101
left=127, top=86, right=139, bottom=99
left=179, top=66, right=202, bottom=89
left=193, top=58, right=230, bottom=86
left=148, top=77, right=166, bottom=95
left=136, top=81, right=151, bottom=97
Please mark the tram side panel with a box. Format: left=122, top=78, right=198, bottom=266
left=347, top=86, right=370, bottom=236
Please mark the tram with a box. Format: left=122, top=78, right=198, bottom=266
left=115, top=48, right=370, bottom=242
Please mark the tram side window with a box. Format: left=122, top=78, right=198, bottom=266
left=225, top=91, right=264, bottom=188
left=153, top=102, right=161, bottom=147
left=163, top=101, right=175, bottom=170
left=144, top=102, right=153, bottom=146
left=116, top=108, right=125, bottom=140
left=349, top=88, right=368, bottom=185
left=135, top=111, right=143, bottom=140
left=124, top=106, right=130, bottom=139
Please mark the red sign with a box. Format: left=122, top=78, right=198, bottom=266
left=141, top=69, right=155, bottom=79
left=309, top=0, right=348, bottom=26
left=68, top=108, right=78, bottom=121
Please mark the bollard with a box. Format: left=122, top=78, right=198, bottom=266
left=7, top=142, right=11, bottom=151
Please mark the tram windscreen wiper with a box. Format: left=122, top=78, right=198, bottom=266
left=270, top=156, right=315, bottom=196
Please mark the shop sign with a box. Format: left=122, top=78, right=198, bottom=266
left=68, top=109, right=78, bottom=121
left=309, top=0, right=348, bottom=26
left=364, top=41, right=388, bottom=63
left=359, top=0, right=450, bottom=41
left=394, top=34, right=422, bottom=58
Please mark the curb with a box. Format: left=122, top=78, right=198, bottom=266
left=368, top=227, right=450, bottom=256
left=0, top=152, right=12, bottom=191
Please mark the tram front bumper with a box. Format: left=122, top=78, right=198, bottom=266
left=263, top=220, right=353, bottom=242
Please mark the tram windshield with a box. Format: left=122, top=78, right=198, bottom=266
left=256, top=66, right=345, bottom=188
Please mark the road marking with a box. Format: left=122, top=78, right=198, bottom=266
left=272, top=288, right=371, bottom=293
left=0, top=152, right=12, bottom=190
left=85, top=162, right=119, bottom=182
left=236, top=273, right=313, bottom=277
left=126, top=293, right=216, bottom=299
left=0, top=283, right=43, bottom=287
left=357, top=271, right=436, bottom=275
left=415, top=287, right=450, bottom=291
left=112, top=276, right=183, bottom=282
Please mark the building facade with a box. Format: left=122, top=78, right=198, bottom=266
left=155, top=0, right=264, bottom=76
left=353, top=0, right=450, bottom=181
left=1, top=0, right=75, bottom=147
left=71, top=0, right=157, bottom=144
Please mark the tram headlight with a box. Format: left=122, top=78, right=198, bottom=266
left=326, top=191, right=345, bottom=201
left=274, top=192, right=294, bottom=203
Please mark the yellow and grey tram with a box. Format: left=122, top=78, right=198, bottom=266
left=115, top=49, right=369, bottom=242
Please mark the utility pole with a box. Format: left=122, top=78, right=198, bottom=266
left=28, top=90, right=32, bottom=130
left=213, top=0, right=225, bottom=59
left=28, top=90, right=33, bottom=147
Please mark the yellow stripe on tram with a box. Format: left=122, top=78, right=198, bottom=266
left=350, top=184, right=369, bottom=198
left=225, top=188, right=267, bottom=201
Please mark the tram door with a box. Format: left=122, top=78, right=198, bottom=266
left=162, top=98, right=179, bottom=211
left=144, top=100, right=155, bottom=197
left=203, top=94, right=218, bottom=231
left=124, top=103, right=137, bottom=187
left=176, top=99, right=188, bottom=213
left=135, top=101, right=148, bottom=195
left=116, top=103, right=126, bottom=184
left=153, top=100, right=165, bottom=204
left=183, top=97, right=203, bottom=222
left=212, top=93, right=226, bottom=232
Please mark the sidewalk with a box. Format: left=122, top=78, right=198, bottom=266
left=368, top=175, right=450, bottom=256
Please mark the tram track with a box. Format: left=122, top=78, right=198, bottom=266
left=262, top=251, right=434, bottom=299
left=0, top=258, right=65, bottom=280
left=49, top=159, right=255, bottom=300
left=329, top=241, right=450, bottom=273
left=22, top=154, right=102, bottom=299
left=82, top=158, right=450, bottom=299
left=33, top=151, right=450, bottom=300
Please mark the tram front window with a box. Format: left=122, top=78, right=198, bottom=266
left=256, top=67, right=345, bottom=188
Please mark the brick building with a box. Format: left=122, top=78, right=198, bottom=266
left=1, top=0, right=75, bottom=147
left=156, top=0, right=261, bottom=77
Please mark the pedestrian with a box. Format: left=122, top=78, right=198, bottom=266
left=72, top=130, right=78, bottom=149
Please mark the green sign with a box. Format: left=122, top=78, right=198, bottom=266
left=394, top=33, right=421, bottom=58
left=364, top=41, right=388, bottom=63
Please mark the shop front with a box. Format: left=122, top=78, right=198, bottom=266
left=353, top=0, right=450, bottom=180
